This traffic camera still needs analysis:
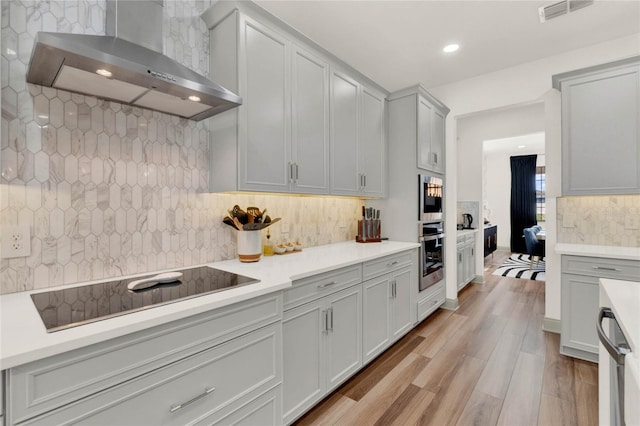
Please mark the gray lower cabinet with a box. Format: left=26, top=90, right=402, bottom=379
left=362, top=265, right=413, bottom=364
left=457, top=233, right=476, bottom=291
left=561, top=255, right=640, bottom=362
left=554, top=56, right=640, bottom=195
left=282, top=284, right=362, bottom=425
left=8, top=294, right=283, bottom=425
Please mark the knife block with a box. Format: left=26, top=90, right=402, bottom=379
left=356, top=219, right=381, bottom=243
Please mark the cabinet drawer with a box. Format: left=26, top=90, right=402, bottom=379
left=363, top=251, right=414, bottom=281
left=19, top=324, right=282, bottom=426
left=9, top=293, right=282, bottom=424
left=202, top=386, right=281, bottom=426
left=562, top=255, right=640, bottom=281
left=284, top=265, right=362, bottom=310
left=417, top=281, right=445, bottom=321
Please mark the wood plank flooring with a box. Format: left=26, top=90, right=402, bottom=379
left=294, top=250, right=598, bottom=426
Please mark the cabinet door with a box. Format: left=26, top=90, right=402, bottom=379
left=431, top=108, right=445, bottom=174
left=282, top=300, right=325, bottom=424
left=390, top=268, right=413, bottom=342
left=330, top=70, right=360, bottom=195
left=360, top=87, right=385, bottom=197
left=562, top=63, right=640, bottom=195
left=292, top=46, right=330, bottom=194
left=417, top=96, right=433, bottom=171
left=239, top=17, right=291, bottom=192
left=456, top=246, right=465, bottom=290
left=467, top=242, right=476, bottom=284
left=362, top=276, right=390, bottom=364
left=560, top=273, right=599, bottom=361
left=325, top=285, right=362, bottom=391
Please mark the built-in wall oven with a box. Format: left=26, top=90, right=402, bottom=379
left=419, top=174, right=443, bottom=222
left=419, top=221, right=444, bottom=292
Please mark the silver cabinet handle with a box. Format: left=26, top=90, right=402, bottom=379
left=288, top=162, right=294, bottom=183
left=295, top=163, right=299, bottom=181
left=471, top=248, right=474, bottom=256
left=170, top=387, right=215, bottom=413
left=592, top=266, right=621, bottom=272
left=328, top=307, right=333, bottom=331
left=323, top=309, right=329, bottom=333
left=387, top=260, right=399, bottom=267
left=318, top=281, right=338, bottom=289
left=432, top=152, right=438, bottom=165
left=363, top=174, right=366, bottom=188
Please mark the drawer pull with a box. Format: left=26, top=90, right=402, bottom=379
left=318, top=281, right=338, bottom=289
left=387, top=261, right=399, bottom=267
left=592, top=266, right=621, bottom=272
left=170, top=387, right=215, bottom=413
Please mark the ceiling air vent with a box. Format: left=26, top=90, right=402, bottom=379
left=538, top=0, right=594, bottom=23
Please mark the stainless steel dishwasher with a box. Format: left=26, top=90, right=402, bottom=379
left=597, top=307, right=632, bottom=426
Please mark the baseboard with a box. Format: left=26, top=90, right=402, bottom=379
left=471, top=274, right=485, bottom=284
left=441, top=298, right=459, bottom=311
left=542, top=317, right=561, bottom=334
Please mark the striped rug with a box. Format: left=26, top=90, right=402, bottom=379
left=492, top=253, right=546, bottom=281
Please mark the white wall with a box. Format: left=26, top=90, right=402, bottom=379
left=484, top=143, right=545, bottom=249
left=430, top=33, right=639, bottom=321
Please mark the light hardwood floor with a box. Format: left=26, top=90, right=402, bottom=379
left=295, top=250, right=598, bottom=426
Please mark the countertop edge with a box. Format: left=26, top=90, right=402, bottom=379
left=600, top=278, right=639, bottom=357
left=555, top=243, right=640, bottom=261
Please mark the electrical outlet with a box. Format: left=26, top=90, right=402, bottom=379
left=625, top=213, right=640, bottom=230
left=2, top=225, right=31, bottom=258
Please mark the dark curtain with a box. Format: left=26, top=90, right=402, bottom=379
left=510, top=155, right=537, bottom=253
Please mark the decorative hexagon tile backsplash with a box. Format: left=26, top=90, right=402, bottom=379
left=0, top=0, right=362, bottom=294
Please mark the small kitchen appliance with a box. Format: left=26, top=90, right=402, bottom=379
left=418, top=174, right=443, bottom=221
left=462, top=213, right=473, bottom=229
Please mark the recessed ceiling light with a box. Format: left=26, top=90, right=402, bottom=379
left=96, top=69, right=112, bottom=78
left=188, top=95, right=201, bottom=102
left=443, top=44, right=459, bottom=53
left=518, top=145, right=526, bottom=149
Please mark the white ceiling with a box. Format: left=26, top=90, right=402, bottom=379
left=483, top=132, right=545, bottom=154
left=255, top=0, right=640, bottom=92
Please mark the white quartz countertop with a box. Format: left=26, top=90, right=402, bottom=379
left=456, top=229, right=479, bottom=237
left=555, top=243, right=640, bottom=261
left=600, top=279, right=640, bottom=356
left=0, top=240, right=418, bottom=370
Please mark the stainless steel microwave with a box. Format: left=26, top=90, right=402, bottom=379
left=418, top=174, right=443, bottom=221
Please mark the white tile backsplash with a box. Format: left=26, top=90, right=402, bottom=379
left=0, top=0, right=362, bottom=294
left=557, top=195, right=640, bottom=247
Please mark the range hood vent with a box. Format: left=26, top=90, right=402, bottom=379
left=26, top=0, right=241, bottom=121
left=538, top=0, right=594, bottom=23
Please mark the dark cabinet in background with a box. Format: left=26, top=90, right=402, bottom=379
left=484, top=225, right=497, bottom=257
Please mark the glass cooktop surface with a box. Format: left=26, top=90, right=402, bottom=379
left=31, top=267, right=259, bottom=332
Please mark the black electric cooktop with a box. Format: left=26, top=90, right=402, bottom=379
left=31, top=267, right=259, bottom=332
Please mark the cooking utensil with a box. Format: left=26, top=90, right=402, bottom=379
left=232, top=216, right=244, bottom=231
left=127, top=271, right=183, bottom=291
left=223, top=216, right=239, bottom=230
left=242, top=217, right=281, bottom=231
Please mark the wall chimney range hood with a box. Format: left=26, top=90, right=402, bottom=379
left=26, top=0, right=241, bottom=121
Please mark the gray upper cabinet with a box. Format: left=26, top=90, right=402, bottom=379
left=240, top=16, right=291, bottom=193
left=417, top=94, right=447, bottom=174
left=204, top=2, right=387, bottom=197
left=292, top=46, right=330, bottom=194
left=330, top=69, right=386, bottom=197
left=360, top=87, right=386, bottom=197
left=554, top=57, right=640, bottom=195
left=330, top=70, right=360, bottom=195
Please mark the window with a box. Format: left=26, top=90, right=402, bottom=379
left=535, top=166, right=546, bottom=221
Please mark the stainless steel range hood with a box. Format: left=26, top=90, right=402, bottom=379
left=26, top=0, right=241, bottom=121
